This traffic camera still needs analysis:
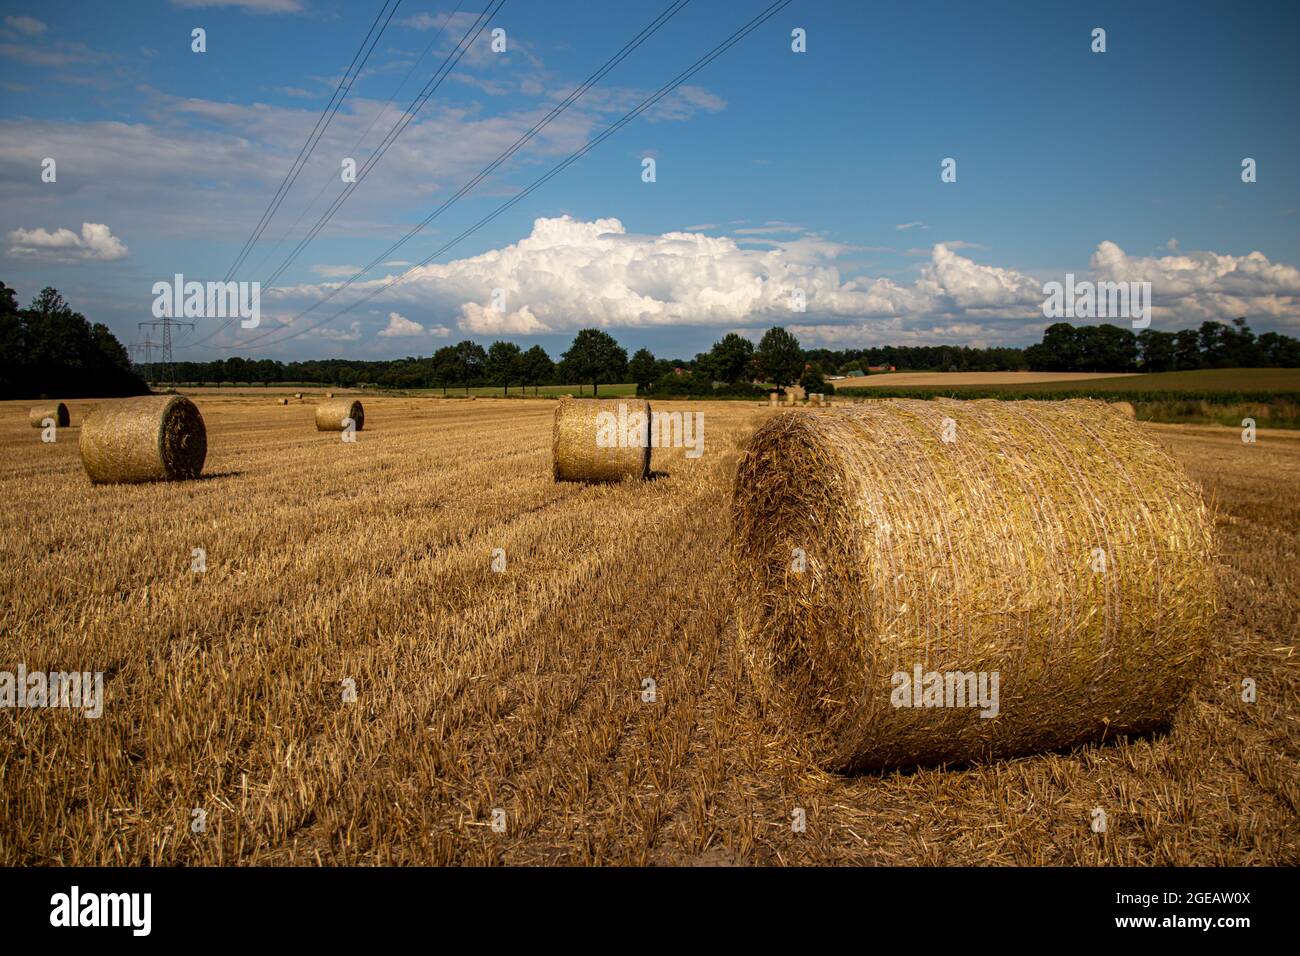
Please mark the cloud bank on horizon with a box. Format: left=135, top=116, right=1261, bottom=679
left=266, top=215, right=1300, bottom=348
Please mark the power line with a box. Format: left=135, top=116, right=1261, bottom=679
left=242, top=0, right=468, bottom=284
left=240, top=0, right=792, bottom=352
left=241, top=0, right=692, bottom=337
left=186, top=0, right=503, bottom=350
left=130, top=335, right=156, bottom=369
left=222, top=0, right=403, bottom=284
left=260, top=1, right=504, bottom=289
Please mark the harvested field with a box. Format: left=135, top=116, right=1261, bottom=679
left=0, top=396, right=1295, bottom=865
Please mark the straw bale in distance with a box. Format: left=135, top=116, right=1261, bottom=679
left=1112, top=400, right=1137, bottom=419
left=79, top=395, right=207, bottom=484
left=730, top=398, right=1216, bottom=772
left=315, top=398, right=364, bottom=431
left=553, top=397, right=651, bottom=483
left=276, top=398, right=288, bottom=406
left=29, top=402, right=69, bottom=427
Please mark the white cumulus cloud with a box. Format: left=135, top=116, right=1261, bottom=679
left=6, top=222, right=128, bottom=261
left=1091, top=240, right=1300, bottom=323
left=275, top=217, right=1300, bottom=345
left=377, top=312, right=427, bottom=337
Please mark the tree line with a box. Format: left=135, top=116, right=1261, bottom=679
left=155, top=319, right=1298, bottom=394
left=1025, top=319, right=1300, bottom=372
left=3, top=281, right=1298, bottom=400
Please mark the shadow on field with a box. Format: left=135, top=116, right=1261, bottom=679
left=840, top=722, right=1175, bottom=779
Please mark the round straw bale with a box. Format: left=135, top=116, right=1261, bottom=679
left=553, top=396, right=651, bottom=483
left=315, top=398, right=364, bottom=431
left=276, top=397, right=288, bottom=405
left=769, top=393, right=779, bottom=406
left=30, top=402, right=70, bottom=427
left=79, top=395, right=206, bottom=484
left=1111, top=400, right=1137, bottom=419
left=730, top=398, right=1215, bottom=772
left=294, top=392, right=303, bottom=400
left=325, top=391, right=334, bottom=399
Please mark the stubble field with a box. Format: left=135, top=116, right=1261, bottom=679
left=1, top=396, right=1295, bottom=865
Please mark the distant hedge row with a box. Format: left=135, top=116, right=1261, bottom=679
left=835, top=388, right=1300, bottom=404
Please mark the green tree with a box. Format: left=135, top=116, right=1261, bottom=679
left=560, top=329, right=627, bottom=397
left=756, top=326, right=803, bottom=388
left=485, top=341, right=523, bottom=395
left=430, top=345, right=459, bottom=395
left=1221, top=317, right=1262, bottom=366
left=1025, top=323, right=1081, bottom=371
left=799, top=362, right=834, bottom=395
left=453, top=340, right=487, bottom=395
left=706, top=332, right=755, bottom=384
left=1198, top=321, right=1229, bottom=367
left=628, top=347, right=658, bottom=394
left=692, top=349, right=719, bottom=382
left=1173, top=329, right=1202, bottom=370
left=0, top=284, right=146, bottom=399
left=520, top=344, right=554, bottom=395
left=1137, top=329, right=1176, bottom=372
left=1259, top=331, right=1300, bottom=367
left=1078, top=324, right=1137, bottom=371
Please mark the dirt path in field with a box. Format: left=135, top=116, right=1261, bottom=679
left=0, top=398, right=1294, bottom=865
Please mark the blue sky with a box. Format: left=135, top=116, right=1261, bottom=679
left=2, top=0, right=1298, bottom=362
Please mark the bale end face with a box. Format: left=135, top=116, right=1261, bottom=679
left=315, top=398, right=364, bottom=431
left=730, top=399, right=1215, bottom=772
left=553, top=397, right=652, bottom=483
left=29, top=403, right=70, bottom=427
left=1111, top=400, right=1137, bottom=419
left=79, top=395, right=206, bottom=484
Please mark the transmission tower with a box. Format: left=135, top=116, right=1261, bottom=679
left=138, top=317, right=193, bottom=387
left=129, top=335, right=157, bottom=380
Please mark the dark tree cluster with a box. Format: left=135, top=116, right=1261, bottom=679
left=0, top=283, right=148, bottom=399
left=1024, top=319, right=1300, bottom=373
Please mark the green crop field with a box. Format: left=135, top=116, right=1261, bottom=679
left=845, top=368, right=1300, bottom=402
left=835, top=368, right=1300, bottom=428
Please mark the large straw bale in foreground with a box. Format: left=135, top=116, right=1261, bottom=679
left=315, top=398, right=364, bottom=431
left=553, top=397, right=651, bottom=483
left=731, top=398, right=1216, bottom=772
left=29, top=403, right=69, bottom=427
left=79, top=395, right=206, bottom=484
